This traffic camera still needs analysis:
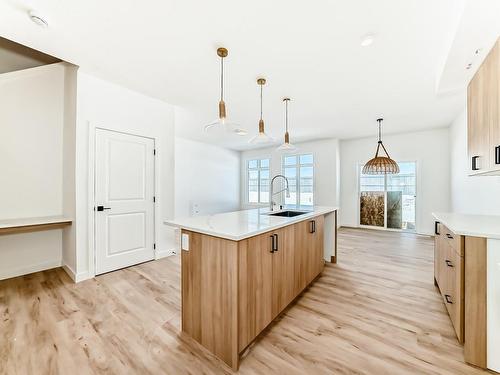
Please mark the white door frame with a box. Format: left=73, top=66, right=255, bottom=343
left=87, top=122, right=159, bottom=278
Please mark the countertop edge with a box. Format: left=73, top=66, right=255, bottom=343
left=165, top=207, right=337, bottom=241
left=432, top=212, right=500, bottom=240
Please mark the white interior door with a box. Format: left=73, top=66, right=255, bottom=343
left=95, top=128, right=155, bottom=275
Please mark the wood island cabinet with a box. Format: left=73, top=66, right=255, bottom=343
left=181, top=214, right=328, bottom=370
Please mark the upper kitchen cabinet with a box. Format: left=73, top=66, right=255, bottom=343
left=468, top=38, right=500, bottom=175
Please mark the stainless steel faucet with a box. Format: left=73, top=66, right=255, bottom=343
left=269, top=174, right=290, bottom=211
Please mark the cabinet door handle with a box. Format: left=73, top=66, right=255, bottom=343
left=444, top=294, right=453, bottom=304
left=270, top=235, right=275, bottom=253
left=309, top=220, right=316, bottom=234
left=274, top=234, right=279, bottom=252
left=495, top=146, right=500, bottom=165
left=472, top=156, right=480, bottom=171
left=445, top=259, right=454, bottom=267
left=435, top=221, right=440, bottom=235
left=446, top=233, right=453, bottom=239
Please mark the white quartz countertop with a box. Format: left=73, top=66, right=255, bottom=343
left=432, top=212, right=500, bottom=239
left=164, top=206, right=338, bottom=241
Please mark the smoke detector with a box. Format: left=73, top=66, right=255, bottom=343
left=29, top=10, right=49, bottom=28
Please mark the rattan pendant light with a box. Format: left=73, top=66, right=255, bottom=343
left=362, top=118, right=400, bottom=174
left=204, top=47, right=247, bottom=136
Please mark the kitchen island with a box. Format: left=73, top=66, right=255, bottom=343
left=165, top=206, right=338, bottom=369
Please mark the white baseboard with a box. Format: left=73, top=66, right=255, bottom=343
left=62, top=264, right=92, bottom=283
left=0, top=259, right=62, bottom=281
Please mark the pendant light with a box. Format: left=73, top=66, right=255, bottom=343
left=276, top=98, right=297, bottom=153
left=204, top=47, right=247, bottom=136
left=248, top=78, right=274, bottom=144
left=362, top=118, right=400, bottom=174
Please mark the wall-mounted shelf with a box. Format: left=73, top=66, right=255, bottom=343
left=0, top=216, right=72, bottom=236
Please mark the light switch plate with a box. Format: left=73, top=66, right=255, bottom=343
left=181, top=233, right=189, bottom=251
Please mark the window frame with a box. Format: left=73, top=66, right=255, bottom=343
left=246, top=158, right=271, bottom=205
left=281, top=153, right=315, bottom=207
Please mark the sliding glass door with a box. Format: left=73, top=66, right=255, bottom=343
left=358, top=161, right=416, bottom=231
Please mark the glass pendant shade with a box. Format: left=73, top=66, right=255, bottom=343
left=276, top=98, right=297, bottom=153
left=362, top=118, right=400, bottom=175
left=205, top=48, right=246, bottom=136
left=249, top=78, right=274, bottom=144
left=276, top=131, right=297, bottom=153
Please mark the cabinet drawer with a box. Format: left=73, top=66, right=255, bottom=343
left=442, top=244, right=464, bottom=343
left=441, top=225, right=464, bottom=256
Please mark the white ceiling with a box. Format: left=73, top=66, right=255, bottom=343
left=0, top=0, right=498, bottom=150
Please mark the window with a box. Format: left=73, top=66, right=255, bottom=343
left=247, top=158, right=270, bottom=204
left=282, top=154, right=314, bottom=206
left=358, top=161, right=416, bottom=231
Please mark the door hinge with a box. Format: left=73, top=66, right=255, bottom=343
left=153, top=243, right=156, bottom=250
left=153, top=196, right=156, bottom=203
left=153, top=149, right=156, bottom=155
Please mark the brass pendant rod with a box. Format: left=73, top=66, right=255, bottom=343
left=260, top=83, right=263, bottom=121
left=220, top=55, right=224, bottom=101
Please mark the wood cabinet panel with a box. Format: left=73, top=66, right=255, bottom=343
left=293, top=220, right=310, bottom=294
left=468, top=64, right=490, bottom=173
left=433, top=224, right=464, bottom=344
left=271, top=225, right=296, bottom=318
left=238, top=231, right=274, bottom=352
left=442, top=243, right=464, bottom=343
left=468, top=37, right=500, bottom=175
left=181, top=231, right=239, bottom=369
left=464, top=237, right=487, bottom=368
left=487, top=40, right=500, bottom=171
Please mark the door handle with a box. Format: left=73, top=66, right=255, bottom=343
left=472, top=156, right=480, bottom=171
left=444, top=294, right=453, bottom=304
left=495, top=146, right=500, bottom=165
left=270, top=235, right=275, bottom=253
left=445, top=259, right=454, bottom=267
left=309, top=220, right=316, bottom=234
left=96, top=205, right=111, bottom=212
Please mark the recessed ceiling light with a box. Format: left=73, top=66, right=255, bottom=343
left=361, top=34, right=375, bottom=47
left=29, top=10, right=49, bottom=28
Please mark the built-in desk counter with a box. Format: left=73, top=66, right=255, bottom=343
left=0, top=216, right=72, bottom=235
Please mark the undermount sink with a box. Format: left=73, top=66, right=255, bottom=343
left=267, top=210, right=308, bottom=217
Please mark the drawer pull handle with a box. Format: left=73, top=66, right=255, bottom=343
left=472, top=156, right=480, bottom=171
left=446, top=234, right=453, bottom=239
left=445, top=259, right=454, bottom=267
left=445, top=294, right=453, bottom=304
left=434, top=221, right=440, bottom=235
left=274, top=234, right=279, bottom=252
left=270, top=235, right=276, bottom=253
left=309, top=220, right=316, bottom=234
left=496, top=146, right=500, bottom=165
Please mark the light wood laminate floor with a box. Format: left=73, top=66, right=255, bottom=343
left=0, top=228, right=491, bottom=374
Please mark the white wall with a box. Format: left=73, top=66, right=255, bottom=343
left=0, top=63, right=66, bottom=279
left=450, top=107, right=500, bottom=214
left=340, top=128, right=450, bottom=235
left=174, top=136, right=240, bottom=217
left=240, top=138, right=340, bottom=209
left=73, top=71, right=175, bottom=280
